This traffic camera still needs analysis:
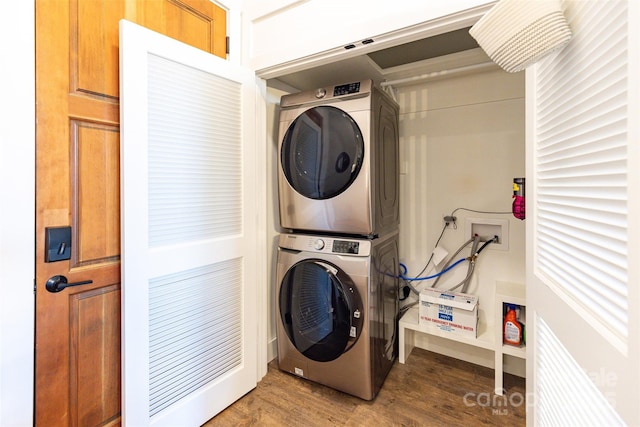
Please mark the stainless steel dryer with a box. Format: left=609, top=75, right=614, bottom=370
left=275, top=231, right=399, bottom=400
left=278, top=80, right=399, bottom=238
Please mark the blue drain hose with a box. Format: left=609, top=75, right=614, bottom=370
left=398, top=258, right=466, bottom=281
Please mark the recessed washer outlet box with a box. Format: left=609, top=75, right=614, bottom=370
left=465, top=218, right=509, bottom=251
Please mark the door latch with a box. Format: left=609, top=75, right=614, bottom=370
left=45, top=226, right=71, bottom=262
left=45, top=275, right=93, bottom=293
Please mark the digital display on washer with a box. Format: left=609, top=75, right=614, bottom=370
left=333, top=82, right=360, bottom=96
left=332, top=240, right=359, bottom=254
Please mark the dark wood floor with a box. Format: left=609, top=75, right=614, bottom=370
left=204, top=348, right=526, bottom=426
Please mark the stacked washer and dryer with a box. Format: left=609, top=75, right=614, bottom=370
left=275, top=80, right=400, bottom=400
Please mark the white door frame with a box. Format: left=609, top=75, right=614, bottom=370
left=0, top=2, right=36, bottom=426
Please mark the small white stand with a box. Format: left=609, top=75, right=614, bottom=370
left=398, top=281, right=526, bottom=395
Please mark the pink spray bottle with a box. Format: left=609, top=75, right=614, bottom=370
left=512, top=178, right=525, bottom=220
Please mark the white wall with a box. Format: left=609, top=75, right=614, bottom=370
left=244, top=0, right=492, bottom=73
left=396, top=68, right=525, bottom=365
left=265, top=86, right=291, bottom=361
left=0, top=3, right=35, bottom=426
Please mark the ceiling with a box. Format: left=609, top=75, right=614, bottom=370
left=269, top=27, right=488, bottom=92
left=367, top=27, right=479, bottom=69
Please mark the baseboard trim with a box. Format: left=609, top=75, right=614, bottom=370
left=267, top=336, right=277, bottom=363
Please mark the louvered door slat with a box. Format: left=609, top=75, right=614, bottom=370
left=120, top=20, right=258, bottom=426
left=534, top=0, right=628, bottom=345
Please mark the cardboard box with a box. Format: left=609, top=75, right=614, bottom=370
left=419, top=288, right=478, bottom=338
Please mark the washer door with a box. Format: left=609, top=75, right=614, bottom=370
left=281, top=106, right=364, bottom=200
left=279, top=259, right=364, bottom=362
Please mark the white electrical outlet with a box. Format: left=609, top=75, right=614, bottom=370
left=465, top=218, right=509, bottom=251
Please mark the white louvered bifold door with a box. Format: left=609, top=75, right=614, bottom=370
left=120, top=20, right=259, bottom=426
left=526, top=1, right=639, bottom=425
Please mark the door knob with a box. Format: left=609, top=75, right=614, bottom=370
left=45, top=275, right=93, bottom=293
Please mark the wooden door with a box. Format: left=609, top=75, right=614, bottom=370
left=34, top=1, right=226, bottom=426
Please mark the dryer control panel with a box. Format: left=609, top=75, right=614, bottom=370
left=279, top=79, right=373, bottom=108
left=333, top=82, right=361, bottom=96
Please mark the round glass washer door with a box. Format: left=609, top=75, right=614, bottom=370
left=279, top=259, right=364, bottom=362
left=281, top=106, right=364, bottom=200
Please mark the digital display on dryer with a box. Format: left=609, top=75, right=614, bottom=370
left=333, top=82, right=360, bottom=96
left=332, top=240, right=359, bottom=254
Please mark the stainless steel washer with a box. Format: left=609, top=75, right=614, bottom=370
left=275, top=231, right=399, bottom=400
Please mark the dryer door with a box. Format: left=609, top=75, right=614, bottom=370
left=279, top=259, right=364, bottom=362
left=281, top=106, right=364, bottom=200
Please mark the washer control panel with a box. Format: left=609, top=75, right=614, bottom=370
left=332, top=239, right=359, bottom=254
left=279, top=233, right=370, bottom=256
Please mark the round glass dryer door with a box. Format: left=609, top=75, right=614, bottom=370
left=281, top=106, right=364, bottom=200
left=279, top=259, right=364, bottom=362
